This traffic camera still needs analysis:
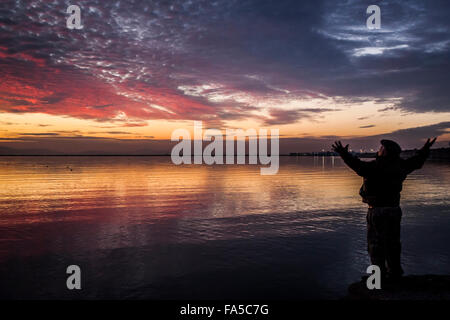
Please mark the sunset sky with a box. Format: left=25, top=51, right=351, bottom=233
left=0, top=0, right=449, bottom=154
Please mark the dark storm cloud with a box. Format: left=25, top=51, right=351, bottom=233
left=0, top=0, right=449, bottom=124
left=311, top=0, right=450, bottom=113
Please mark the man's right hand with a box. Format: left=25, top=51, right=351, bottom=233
left=332, top=141, right=349, bottom=155
left=420, top=137, right=437, bottom=152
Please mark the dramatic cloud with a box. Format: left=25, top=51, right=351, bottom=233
left=2, top=121, right=448, bottom=155
left=0, top=0, right=449, bottom=128
left=264, top=108, right=336, bottom=125
left=282, top=121, right=450, bottom=153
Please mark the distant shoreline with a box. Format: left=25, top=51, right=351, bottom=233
left=0, top=147, right=449, bottom=159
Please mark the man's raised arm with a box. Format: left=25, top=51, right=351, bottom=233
left=403, top=138, right=437, bottom=174
left=332, top=141, right=372, bottom=177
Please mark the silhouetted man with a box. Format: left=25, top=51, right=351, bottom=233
left=332, top=138, right=437, bottom=280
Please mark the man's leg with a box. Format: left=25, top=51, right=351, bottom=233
left=385, top=207, right=404, bottom=278
left=367, top=208, right=387, bottom=275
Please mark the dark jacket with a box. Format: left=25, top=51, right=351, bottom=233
left=339, top=149, right=430, bottom=207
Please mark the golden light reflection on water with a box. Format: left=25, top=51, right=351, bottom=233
left=0, top=156, right=448, bottom=227
left=0, top=156, right=449, bottom=299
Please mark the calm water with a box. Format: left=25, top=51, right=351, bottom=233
left=0, top=156, right=449, bottom=299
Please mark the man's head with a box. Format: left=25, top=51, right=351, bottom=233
left=378, top=139, right=402, bottom=158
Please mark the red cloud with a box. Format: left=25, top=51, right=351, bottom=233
left=0, top=47, right=46, bottom=67
left=0, top=56, right=219, bottom=123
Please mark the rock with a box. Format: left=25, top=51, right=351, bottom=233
left=346, top=275, right=450, bottom=300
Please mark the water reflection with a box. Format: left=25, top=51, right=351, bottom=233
left=0, top=156, right=448, bottom=299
